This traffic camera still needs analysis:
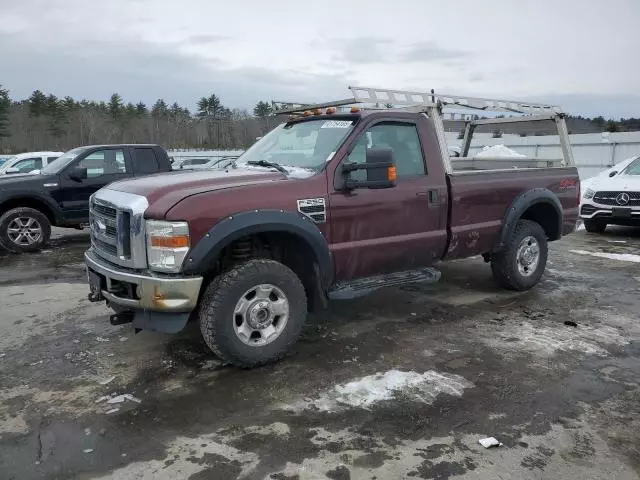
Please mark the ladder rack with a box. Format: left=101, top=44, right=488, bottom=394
left=273, top=86, right=563, bottom=115
left=270, top=86, right=574, bottom=171
left=349, top=86, right=563, bottom=115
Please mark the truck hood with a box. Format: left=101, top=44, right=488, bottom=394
left=107, top=167, right=287, bottom=216
left=0, top=172, right=54, bottom=191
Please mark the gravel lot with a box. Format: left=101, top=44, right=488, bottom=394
left=1, top=227, right=639, bottom=479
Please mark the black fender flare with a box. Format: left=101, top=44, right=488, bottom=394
left=183, top=209, right=334, bottom=288
left=493, top=188, right=563, bottom=252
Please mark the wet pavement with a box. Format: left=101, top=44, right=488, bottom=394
left=0, top=227, right=639, bottom=479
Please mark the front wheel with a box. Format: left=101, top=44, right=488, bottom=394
left=583, top=219, right=607, bottom=233
left=491, top=219, right=548, bottom=291
left=199, top=259, right=307, bottom=368
left=0, top=207, right=52, bottom=253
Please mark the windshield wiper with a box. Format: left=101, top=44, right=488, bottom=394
left=208, top=156, right=236, bottom=168
left=247, top=160, right=289, bottom=174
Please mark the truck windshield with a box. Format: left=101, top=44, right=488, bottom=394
left=41, top=147, right=87, bottom=175
left=237, top=118, right=355, bottom=177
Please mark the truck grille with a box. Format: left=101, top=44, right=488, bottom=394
left=593, top=191, right=640, bottom=206
left=89, top=190, right=149, bottom=269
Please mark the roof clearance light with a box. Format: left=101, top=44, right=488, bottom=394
left=325, top=107, right=336, bottom=114
left=313, top=108, right=322, bottom=115
left=302, top=111, right=312, bottom=117
left=350, top=106, right=361, bottom=113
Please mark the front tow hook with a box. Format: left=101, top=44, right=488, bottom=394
left=88, top=291, right=104, bottom=302
left=110, top=311, right=134, bottom=326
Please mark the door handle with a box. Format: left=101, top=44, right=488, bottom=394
left=417, top=189, right=440, bottom=204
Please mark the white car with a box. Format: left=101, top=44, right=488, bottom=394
left=580, top=155, right=640, bottom=232
left=179, top=156, right=241, bottom=170
left=0, top=151, right=64, bottom=175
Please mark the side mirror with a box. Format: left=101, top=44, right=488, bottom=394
left=69, top=166, right=88, bottom=182
left=341, top=147, right=397, bottom=190
left=6, top=167, right=20, bottom=174
left=609, top=171, right=617, bottom=177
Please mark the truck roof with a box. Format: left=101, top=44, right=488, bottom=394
left=78, top=144, right=162, bottom=149
left=9, top=151, right=64, bottom=158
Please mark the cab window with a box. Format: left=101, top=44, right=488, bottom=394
left=77, top=150, right=128, bottom=178
left=346, top=122, right=426, bottom=180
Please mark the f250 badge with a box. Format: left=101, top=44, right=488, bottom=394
left=297, top=198, right=326, bottom=224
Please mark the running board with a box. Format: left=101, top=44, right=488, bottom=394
left=328, top=267, right=441, bottom=300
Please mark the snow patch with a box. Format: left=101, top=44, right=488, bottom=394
left=286, top=370, right=473, bottom=412
left=570, top=250, right=640, bottom=263
left=485, top=320, right=628, bottom=357
left=475, top=145, right=525, bottom=158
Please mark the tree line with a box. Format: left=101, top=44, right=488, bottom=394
left=0, top=85, right=285, bottom=154
left=0, top=84, right=638, bottom=154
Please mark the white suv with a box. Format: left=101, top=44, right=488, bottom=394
left=0, top=151, right=63, bottom=175
left=580, top=155, right=640, bottom=232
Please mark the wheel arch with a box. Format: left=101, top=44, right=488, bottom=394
left=183, top=210, right=334, bottom=309
left=0, top=196, right=58, bottom=226
left=493, top=188, right=563, bottom=253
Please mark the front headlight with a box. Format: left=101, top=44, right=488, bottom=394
left=146, top=220, right=190, bottom=272
left=583, top=188, right=595, bottom=200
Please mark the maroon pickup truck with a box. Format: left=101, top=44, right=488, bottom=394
left=85, top=87, right=580, bottom=367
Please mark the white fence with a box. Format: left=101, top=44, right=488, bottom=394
left=445, top=131, right=640, bottom=180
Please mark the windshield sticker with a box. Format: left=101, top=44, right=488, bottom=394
left=321, top=120, right=353, bottom=129
left=325, top=151, right=336, bottom=162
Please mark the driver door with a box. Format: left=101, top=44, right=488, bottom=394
left=56, top=148, right=133, bottom=222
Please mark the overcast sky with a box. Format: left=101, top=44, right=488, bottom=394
left=1, top=0, right=639, bottom=118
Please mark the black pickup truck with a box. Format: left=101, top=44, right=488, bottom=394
left=0, top=144, right=172, bottom=252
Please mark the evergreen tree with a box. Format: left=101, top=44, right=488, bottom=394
left=124, top=102, right=137, bottom=117
left=135, top=102, right=148, bottom=116
left=108, top=93, right=123, bottom=119
left=45, top=94, right=60, bottom=115
left=253, top=101, right=272, bottom=118
left=62, top=96, right=78, bottom=111
left=151, top=99, right=168, bottom=117
left=0, top=85, right=10, bottom=139
left=28, top=90, right=48, bottom=116
left=197, top=94, right=224, bottom=118
left=170, top=102, right=183, bottom=118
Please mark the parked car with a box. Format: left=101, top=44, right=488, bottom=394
left=580, top=154, right=640, bottom=232
left=181, top=156, right=241, bottom=171
left=0, top=151, right=63, bottom=175
left=84, top=86, right=579, bottom=368
left=0, top=144, right=172, bottom=252
left=175, top=157, right=212, bottom=170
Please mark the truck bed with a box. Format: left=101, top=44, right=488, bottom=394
left=443, top=167, right=580, bottom=260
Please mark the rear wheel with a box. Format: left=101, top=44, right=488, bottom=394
left=583, top=219, right=607, bottom=233
left=199, top=259, right=307, bottom=368
left=491, top=219, right=548, bottom=291
left=0, top=207, right=51, bottom=253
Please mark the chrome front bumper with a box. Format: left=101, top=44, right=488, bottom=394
left=85, top=249, right=203, bottom=313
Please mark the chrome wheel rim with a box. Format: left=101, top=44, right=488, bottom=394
left=233, top=284, right=289, bottom=346
left=516, top=235, right=540, bottom=277
left=7, top=217, right=43, bottom=246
